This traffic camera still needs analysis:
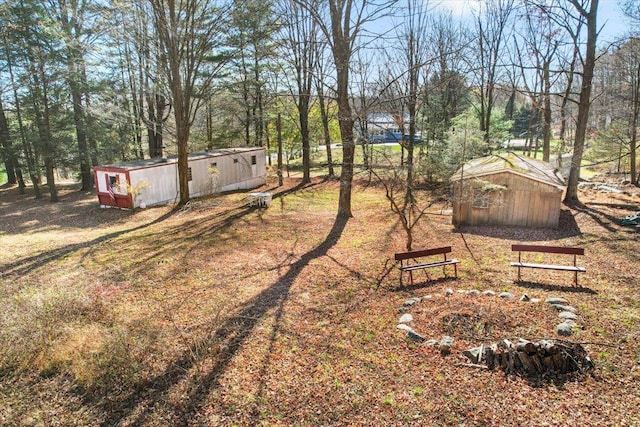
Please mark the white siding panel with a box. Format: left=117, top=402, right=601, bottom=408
left=130, top=164, right=178, bottom=207
left=95, top=171, right=109, bottom=192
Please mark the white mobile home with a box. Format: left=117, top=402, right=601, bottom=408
left=93, top=147, right=266, bottom=209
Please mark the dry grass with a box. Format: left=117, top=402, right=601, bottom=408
left=0, top=176, right=639, bottom=426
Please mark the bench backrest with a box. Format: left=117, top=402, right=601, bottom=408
left=511, top=244, right=584, bottom=256
left=395, top=246, right=452, bottom=261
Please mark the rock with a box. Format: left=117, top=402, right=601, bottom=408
left=457, top=289, right=468, bottom=294
left=397, top=324, right=413, bottom=332
left=545, top=297, right=569, bottom=305
left=550, top=304, right=576, bottom=312
left=499, top=292, right=514, bottom=299
left=598, top=185, right=623, bottom=193
left=425, top=339, right=439, bottom=346
left=407, top=330, right=426, bottom=343
left=439, top=336, right=454, bottom=356
left=467, top=290, right=481, bottom=296
left=520, top=294, right=530, bottom=302
left=399, top=313, right=413, bottom=324
left=557, top=322, right=574, bottom=336
left=422, top=294, right=433, bottom=300
left=463, top=346, right=482, bottom=363
left=403, top=298, right=418, bottom=307
left=398, top=307, right=408, bottom=314
left=558, top=311, right=578, bottom=320
left=445, top=288, right=454, bottom=296
left=529, top=298, right=541, bottom=303
left=481, top=290, right=496, bottom=296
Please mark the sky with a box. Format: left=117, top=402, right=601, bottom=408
left=435, top=0, right=633, bottom=46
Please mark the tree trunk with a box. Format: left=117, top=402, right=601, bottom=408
left=57, top=0, right=93, bottom=191
left=68, top=65, right=92, bottom=190
left=4, top=33, right=41, bottom=199
left=0, top=97, right=17, bottom=185
left=630, top=59, right=640, bottom=185
left=254, top=49, right=264, bottom=148
left=542, top=59, right=552, bottom=162
left=317, top=83, right=334, bottom=177
left=564, top=0, right=598, bottom=204
left=336, top=62, right=354, bottom=218
left=170, top=59, right=191, bottom=205
left=559, top=47, right=578, bottom=155
left=277, top=112, right=283, bottom=186
left=299, top=100, right=311, bottom=184
left=329, top=1, right=355, bottom=218
left=32, top=54, right=58, bottom=202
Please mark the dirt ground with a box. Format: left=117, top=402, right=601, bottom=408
left=1, top=176, right=639, bottom=426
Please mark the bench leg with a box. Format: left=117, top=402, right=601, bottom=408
left=517, top=266, right=521, bottom=282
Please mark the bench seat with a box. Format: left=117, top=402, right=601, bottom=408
left=510, top=262, right=586, bottom=272
left=400, top=259, right=460, bottom=272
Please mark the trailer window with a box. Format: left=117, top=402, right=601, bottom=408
left=187, top=167, right=192, bottom=181
left=251, top=155, right=256, bottom=165
left=233, top=158, right=238, bottom=164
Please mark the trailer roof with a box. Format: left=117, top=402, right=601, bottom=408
left=95, top=147, right=264, bottom=171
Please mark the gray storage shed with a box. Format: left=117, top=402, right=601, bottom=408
left=450, top=152, right=566, bottom=228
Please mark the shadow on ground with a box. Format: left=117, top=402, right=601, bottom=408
left=94, top=212, right=349, bottom=426
left=452, top=209, right=582, bottom=241
left=516, top=280, right=597, bottom=295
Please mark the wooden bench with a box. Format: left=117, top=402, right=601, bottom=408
left=510, top=244, right=586, bottom=287
left=394, top=246, right=459, bottom=287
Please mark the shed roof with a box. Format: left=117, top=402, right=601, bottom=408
left=450, top=152, right=565, bottom=189
left=96, top=147, right=263, bottom=171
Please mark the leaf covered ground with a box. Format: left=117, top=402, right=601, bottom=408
left=0, top=176, right=639, bottom=426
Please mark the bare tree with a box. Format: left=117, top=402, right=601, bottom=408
left=470, top=0, right=516, bottom=148
left=229, top=0, right=278, bottom=148
left=394, top=0, right=430, bottom=198
left=351, top=48, right=379, bottom=171
left=149, top=0, right=231, bottom=205
left=561, top=0, right=599, bottom=203
left=601, top=38, right=640, bottom=184
left=420, top=13, right=470, bottom=182
left=280, top=0, right=317, bottom=184
left=513, top=3, right=561, bottom=162
left=315, top=40, right=336, bottom=177
left=425, top=13, right=468, bottom=141
left=557, top=40, right=580, bottom=157
left=622, top=0, right=640, bottom=26
left=526, top=0, right=599, bottom=202
left=297, top=0, right=395, bottom=218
